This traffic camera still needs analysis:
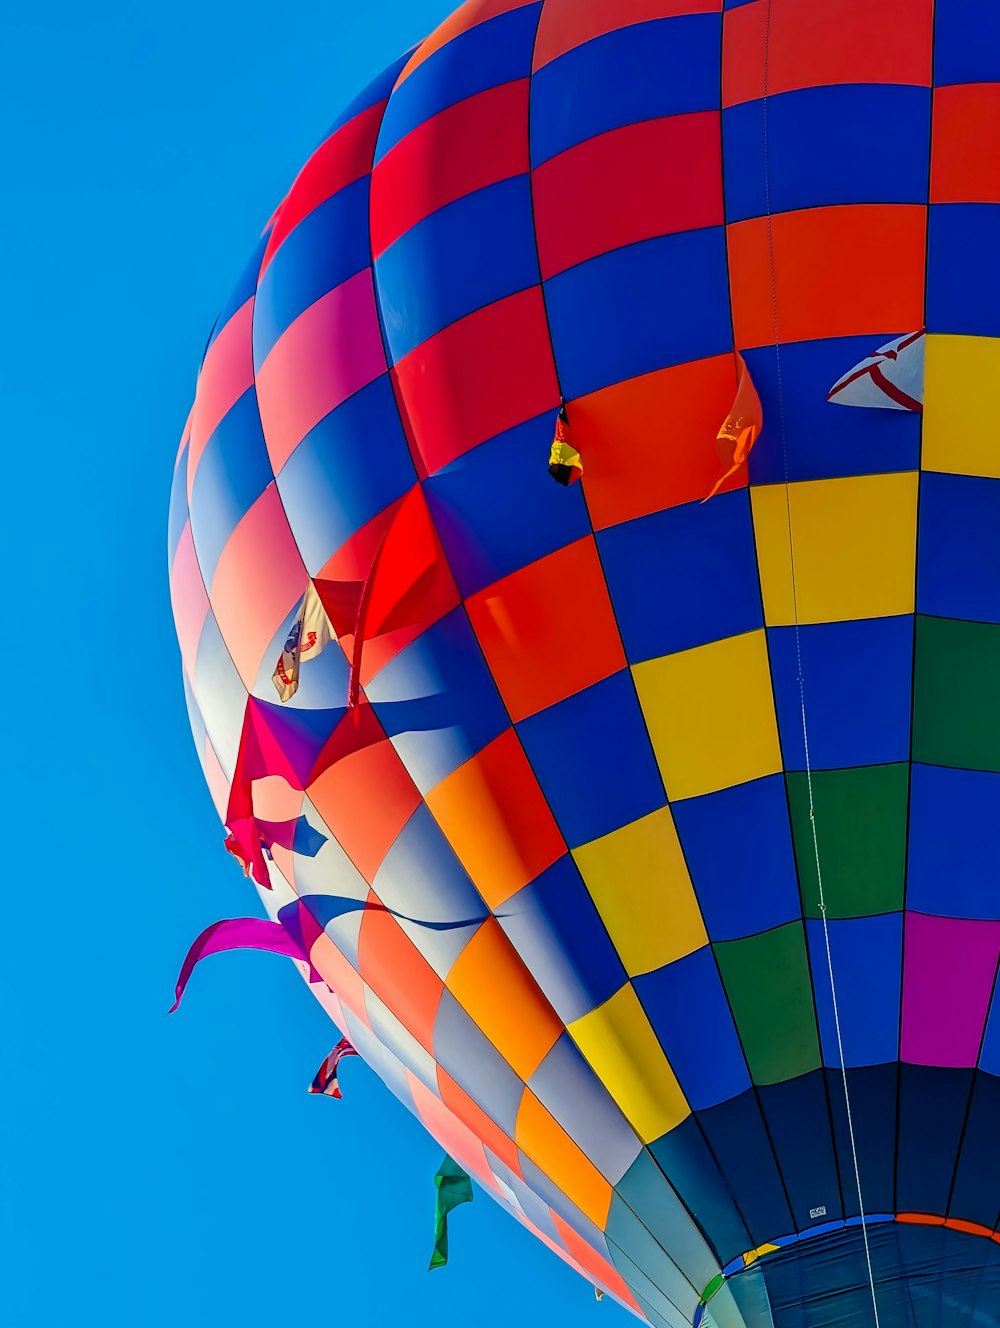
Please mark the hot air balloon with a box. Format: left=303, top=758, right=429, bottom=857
left=167, top=1, right=1000, bottom=1324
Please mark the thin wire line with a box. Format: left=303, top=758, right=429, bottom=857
left=760, top=3, right=881, bottom=1326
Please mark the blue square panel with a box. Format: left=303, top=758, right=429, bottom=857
left=529, top=14, right=721, bottom=164
left=768, top=616, right=914, bottom=771
left=276, top=375, right=416, bottom=574
left=500, top=855, right=627, bottom=1025
left=907, top=764, right=1000, bottom=920
left=516, top=670, right=666, bottom=848
left=544, top=227, right=733, bottom=401
left=806, top=914, right=902, bottom=1069
left=934, top=0, right=1000, bottom=85
left=253, top=177, right=372, bottom=363
left=696, top=1090, right=794, bottom=1245
left=671, top=774, right=801, bottom=942
left=424, top=411, right=590, bottom=598
left=365, top=607, right=510, bottom=794
left=758, top=1072, right=845, bottom=1229
left=598, top=489, right=763, bottom=662
left=189, top=389, right=274, bottom=585
left=917, top=471, right=1000, bottom=623
left=744, top=338, right=922, bottom=485
left=723, top=84, right=930, bottom=222
left=648, top=1117, right=751, bottom=1258
left=374, top=5, right=541, bottom=163
left=376, top=175, right=539, bottom=361
left=635, top=947, right=751, bottom=1110
left=927, top=204, right=1000, bottom=337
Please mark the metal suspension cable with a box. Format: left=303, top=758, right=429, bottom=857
left=759, top=4, right=882, bottom=1325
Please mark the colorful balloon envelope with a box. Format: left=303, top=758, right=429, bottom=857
left=167, top=2, right=1000, bottom=1325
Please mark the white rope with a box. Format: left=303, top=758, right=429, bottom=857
left=759, top=4, right=881, bottom=1326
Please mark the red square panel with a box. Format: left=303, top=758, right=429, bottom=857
left=722, top=0, right=933, bottom=107
left=573, top=353, right=742, bottom=530
left=465, top=537, right=626, bottom=721
left=550, top=1213, right=642, bottom=1310
left=532, top=112, right=723, bottom=279
left=262, top=99, right=388, bottom=274
left=932, top=84, right=1000, bottom=205
left=727, top=205, right=926, bottom=349
left=371, top=79, right=530, bottom=257
left=392, top=287, right=561, bottom=474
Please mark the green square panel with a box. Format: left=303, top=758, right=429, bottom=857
left=787, top=764, right=909, bottom=918
left=713, top=923, right=820, bottom=1086
left=913, top=615, right=1000, bottom=772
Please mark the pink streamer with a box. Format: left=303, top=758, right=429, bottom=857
left=170, top=918, right=307, bottom=1013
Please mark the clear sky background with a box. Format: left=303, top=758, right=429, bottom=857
left=1, top=5, right=608, bottom=1324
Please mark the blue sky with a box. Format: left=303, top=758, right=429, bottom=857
left=1, top=5, right=607, bottom=1324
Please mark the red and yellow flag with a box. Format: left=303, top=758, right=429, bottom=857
left=705, top=353, right=762, bottom=501
left=548, top=406, right=583, bottom=485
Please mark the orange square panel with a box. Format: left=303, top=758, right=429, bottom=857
left=308, top=705, right=421, bottom=884
left=727, top=204, right=927, bottom=350
left=425, top=728, right=567, bottom=909
left=465, top=537, right=626, bottom=721
left=571, top=353, right=742, bottom=530
left=357, top=905, right=444, bottom=1054
left=515, top=1090, right=613, bottom=1228
left=447, top=918, right=563, bottom=1080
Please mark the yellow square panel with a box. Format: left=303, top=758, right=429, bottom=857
left=924, top=334, right=1000, bottom=478
left=573, top=808, right=708, bottom=978
left=569, top=984, right=689, bottom=1144
left=632, top=630, right=782, bottom=802
left=750, top=471, right=918, bottom=625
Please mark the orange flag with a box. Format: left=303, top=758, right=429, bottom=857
left=705, top=353, right=762, bottom=502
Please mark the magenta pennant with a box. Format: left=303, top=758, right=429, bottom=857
left=308, top=1037, right=360, bottom=1099
left=170, top=918, right=308, bottom=1013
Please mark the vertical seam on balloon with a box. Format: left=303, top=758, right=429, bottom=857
left=760, top=0, right=848, bottom=1257
left=529, top=1, right=774, bottom=1301
left=712, top=0, right=831, bottom=1249
left=714, top=4, right=852, bottom=1239
left=902, top=1, right=949, bottom=1231
left=760, top=0, right=882, bottom=1320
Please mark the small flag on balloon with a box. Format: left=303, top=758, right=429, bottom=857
left=548, top=405, right=583, bottom=485
left=705, top=352, right=762, bottom=501
left=429, top=1155, right=473, bottom=1270
left=272, top=581, right=335, bottom=702
left=827, top=330, right=925, bottom=412
left=308, top=1037, right=359, bottom=1099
